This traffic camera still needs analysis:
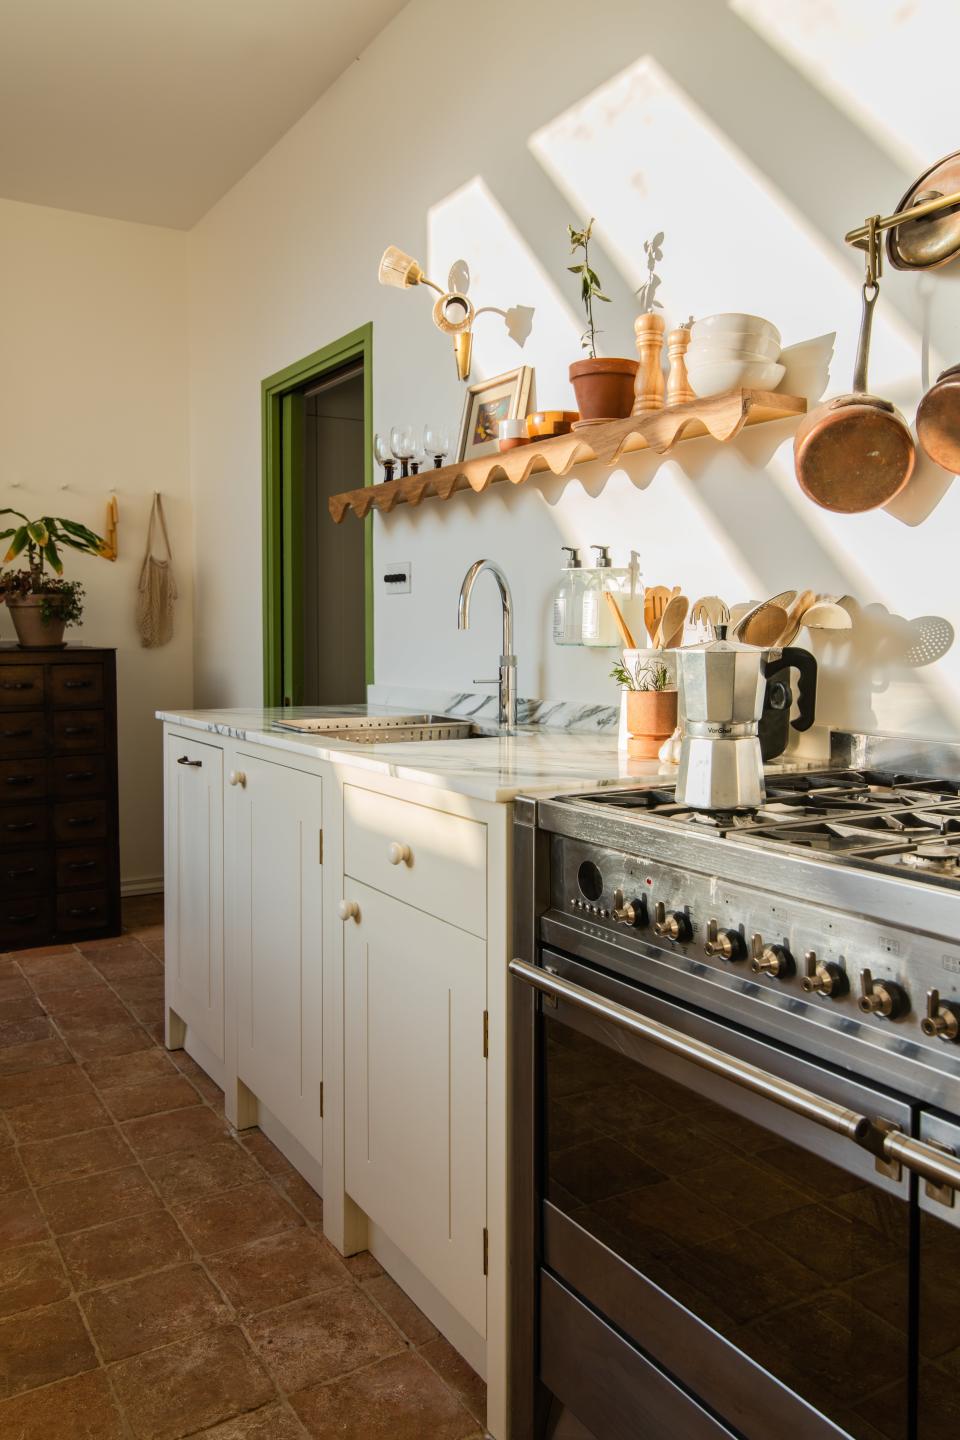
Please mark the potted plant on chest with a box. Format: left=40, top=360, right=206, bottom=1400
left=567, top=217, right=638, bottom=421
left=0, top=509, right=107, bottom=649
left=612, top=653, right=678, bottom=758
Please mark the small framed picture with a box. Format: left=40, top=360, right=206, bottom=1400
left=456, top=366, right=534, bottom=462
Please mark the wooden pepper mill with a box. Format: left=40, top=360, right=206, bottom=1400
left=632, top=312, right=665, bottom=413
left=666, top=325, right=695, bottom=406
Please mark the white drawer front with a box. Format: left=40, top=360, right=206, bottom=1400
left=343, top=784, right=486, bottom=938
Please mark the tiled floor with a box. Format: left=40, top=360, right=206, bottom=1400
left=0, top=896, right=486, bottom=1439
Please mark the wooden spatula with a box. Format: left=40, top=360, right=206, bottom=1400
left=740, top=605, right=789, bottom=647
left=644, top=586, right=671, bottom=645
left=604, top=591, right=637, bottom=649
left=658, top=594, right=689, bottom=650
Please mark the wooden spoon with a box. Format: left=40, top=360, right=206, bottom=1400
left=658, top=594, right=689, bottom=649
left=604, top=591, right=637, bottom=649
left=777, top=590, right=816, bottom=646
left=732, top=590, right=797, bottom=642
left=739, top=604, right=789, bottom=647
left=644, top=586, right=671, bottom=646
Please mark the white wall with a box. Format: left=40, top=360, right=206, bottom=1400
left=0, top=199, right=192, bottom=889
left=188, top=0, right=960, bottom=742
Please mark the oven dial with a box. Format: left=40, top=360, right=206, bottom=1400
left=921, top=988, right=960, bottom=1043
left=857, top=969, right=909, bottom=1020
left=750, top=934, right=795, bottom=980
left=653, top=902, right=692, bottom=944
left=705, top=919, right=746, bottom=962
left=801, top=951, right=849, bottom=1000
left=612, top=890, right=648, bottom=928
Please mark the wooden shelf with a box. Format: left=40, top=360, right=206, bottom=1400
left=328, top=387, right=807, bottom=523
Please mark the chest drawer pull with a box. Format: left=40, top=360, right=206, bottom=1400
left=177, top=756, right=202, bottom=767
left=65, top=816, right=96, bottom=828
left=0, top=728, right=32, bottom=740
left=62, top=726, right=94, bottom=737
left=64, top=859, right=96, bottom=872
left=5, top=820, right=37, bottom=833
left=5, top=775, right=36, bottom=787
left=63, top=770, right=96, bottom=782
left=66, top=905, right=99, bottom=917
left=63, top=679, right=93, bottom=690
left=7, top=909, right=39, bottom=922
left=1, top=681, right=31, bottom=692
left=6, top=865, right=38, bottom=878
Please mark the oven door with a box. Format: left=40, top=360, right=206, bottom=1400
left=917, top=1112, right=960, bottom=1440
left=523, top=948, right=915, bottom=1440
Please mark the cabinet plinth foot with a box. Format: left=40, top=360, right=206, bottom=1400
left=165, top=1008, right=187, bottom=1050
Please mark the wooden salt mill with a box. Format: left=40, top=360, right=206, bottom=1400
left=632, top=312, right=665, bottom=413
left=666, top=324, right=695, bottom=406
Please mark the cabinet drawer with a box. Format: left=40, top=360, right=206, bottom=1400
left=54, top=799, right=106, bottom=843
left=0, top=758, right=46, bottom=801
left=0, top=712, right=46, bottom=757
left=0, top=898, right=48, bottom=948
left=49, top=665, right=103, bottom=706
left=53, top=711, right=104, bottom=753
left=57, top=845, right=109, bottom=890
left=0, top=803, right=48, bottom=849
left=52, top=755, right=104, bottom=799
left=56, top=888, right=110, bottom=932
left=0, top=666, right=43, bottom=707
left=344, top=784, right=486, bottom=938
left=0, top=849, right=50, bottom=897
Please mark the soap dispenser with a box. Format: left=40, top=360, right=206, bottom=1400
left=582, top=545, right=615, bottom=646
left=552, top=546, right=583, bottom=645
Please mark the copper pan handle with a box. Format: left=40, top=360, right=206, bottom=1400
left=853, top=281, right=879, bottom=395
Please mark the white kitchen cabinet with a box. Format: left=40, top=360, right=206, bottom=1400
left=343, top=878, right=488, bottom=1338
left=230, top=752, right=324, bottom=1156
left=164, top=733, right=225, bottom=1067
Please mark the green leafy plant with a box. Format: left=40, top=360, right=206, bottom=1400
left=567, top=218, right=609, bottom=358
left=636, top=231, right=665, bottom=315
left=611, top=657, right=672, bottom=692
left=0, top=509, right=106, bottom=630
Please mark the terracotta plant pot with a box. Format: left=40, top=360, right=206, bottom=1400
left=5, top=594, right=67, bottom=649
left=569, top=357, right=639, bottom=422
left=625, top=688, right=678, bottom=759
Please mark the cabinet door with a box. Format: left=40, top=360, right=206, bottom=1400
left=344, top=880, right=487, bottom=1335
left=233, top=754, right=324, bottom=1157
left=165, top=736, right=224, bottom=1061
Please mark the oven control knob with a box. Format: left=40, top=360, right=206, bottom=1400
left=750, top=934, right=795, bottom=980
left=857, top=969, right=909, bottom=1020
left=612, top=890, right=648, bottom=928
left=653, top=902, right=692, bottom=944
left=801, top=951, right=849, bottom=1000
left=921, top=989, right=960, bottom=1043
left=705, top=919, right=746, bottom=962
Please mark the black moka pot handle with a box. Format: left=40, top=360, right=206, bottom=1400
left=764, top=647, right=818, bottom=732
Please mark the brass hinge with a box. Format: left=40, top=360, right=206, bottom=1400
left=482, top=1227, right=488, bottom=1276
left=319, top=1082, right=324, bottom=1119
left=482, top=1010, right=489, bottom=1059
left=318, top=830, right=324, bottom=865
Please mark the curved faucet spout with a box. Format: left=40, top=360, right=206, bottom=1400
left=457, top=559, right=517, bottom=733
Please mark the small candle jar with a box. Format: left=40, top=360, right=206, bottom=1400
left=498, top=418, right=529, bottom=452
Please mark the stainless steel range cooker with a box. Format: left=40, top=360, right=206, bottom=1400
left=510, top=738, right=960, bottom=1440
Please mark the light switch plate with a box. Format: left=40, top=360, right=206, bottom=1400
left=382, top=562, right=411, bottom=594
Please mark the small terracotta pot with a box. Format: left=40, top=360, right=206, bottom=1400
left=6, top=594, right=67, bottom=649
left=569, top=357, right=639, bottom=421
left=626, top=688, right=678, bottom=759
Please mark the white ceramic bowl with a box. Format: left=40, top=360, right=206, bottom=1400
left=691, top=313, right=781, bottom=346
left=686, top=358, right=786, bottom=396
left=687, top=331, right=781, bottom=361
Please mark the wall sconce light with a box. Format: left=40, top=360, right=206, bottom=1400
left=378, top=245, right=534, bottom=380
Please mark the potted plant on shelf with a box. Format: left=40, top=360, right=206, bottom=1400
left=0, top=509, right=107, bottom=649
left=567, top=217, right=638, bottom=422
left=612, top=654, right=678, bottom=758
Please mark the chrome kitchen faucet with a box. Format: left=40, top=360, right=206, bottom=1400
left=457, top=559, right=517, bottom=734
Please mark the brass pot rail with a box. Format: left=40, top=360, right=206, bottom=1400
left=845, top=191, right=960, bottom=250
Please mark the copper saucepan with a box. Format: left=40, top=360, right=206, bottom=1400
left=794, top=281, right=915, bottom=513
left=917, top=363, right=960, bottom=473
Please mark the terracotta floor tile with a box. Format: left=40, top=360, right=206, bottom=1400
left=0, top=995, right=45, bottom=1024
left=168, top=1050, right=204, bottom=1078
left=82, top=1261, right=232, bottom=1361
left=290, top=1351, right=481, bottom=1440
left=141, top=935, right=164, bottom=960
left=7, top=1089, right=111, bottom=1143
left=38, top=1163, right=162, bottom=1235
left=271, top=1169, right=324, bottom=1225
left=0, top=1014, right=54, bottom=1047
left=0, top=1059, right=90, bottom=1110
left=63, top=1023, right=154, bottom=1062
left=109, top=974, right=165, bottom=1003
left=0, top=1297, right=97, bottom=1398
left=190, top=1400, right=306, bottom=1439
left=126, top=998, right=165, bottom=1026
left=190, top=1071, right=225, bottom=1110
left=20, top=1125, right=133, bottom=1187
left=241, top=1130, right=293, bottom=1175
left=109, top=1324, right=274, bottom=1440
left=104, top=1075, right=201, bottom=1121
left=22, top=954, right=106, bottom=994
left=248, top=1285, right=403, bottom=1392
left=0, top=1367, right=125, bottom=1438
left=363, top=1271, right=438, bottom=1346
left=145, top=1140, right=261, bottom=1207
left=178, top=1181, right=304, bottom=1257
left=0, top=973, right=31, bottom=1002
left=122, top=1105, right=230, bottom=1158
left=143, top=1020, right=166, bottom=1045
left=84, top=1046, right=178, bottom=1090
left=60, top=1209, right=191, bottom=1290
left=55, top=995, right=139, bottom=1028
left=0, top=1111, right=10, bottom=1146
left=6, top=945, right=78, bottom=963
left=420, top=1335, right=487, bottom=1424
left=0, top=1238, right=70, bottom=1316
left=0, top=1035, right=72, bottom=1075
left=342, top=1249, right=383, bottom=1280
left=78, top=934, right=140, bottom=953
left=0, top=1188, right=47, bottom=1249
left=85, top=945, right=162, bottom=979
left=208, top=1229, right=350, bottom=1318
left=0, top=1146, right=28, bottom=1194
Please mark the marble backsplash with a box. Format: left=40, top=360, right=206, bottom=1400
left=365, top=685, right=619, bottom=733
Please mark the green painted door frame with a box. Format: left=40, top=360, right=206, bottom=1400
left=261, top=323, right=374, bottom=706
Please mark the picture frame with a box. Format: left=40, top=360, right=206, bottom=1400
left=456, top=365, right=534, bottom=462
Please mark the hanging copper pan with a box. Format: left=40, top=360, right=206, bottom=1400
left=887, top=151, right=960, bottom=272
left=793, top=279, right=915, bottom=513
left=917, top=364, right=960, bottom=473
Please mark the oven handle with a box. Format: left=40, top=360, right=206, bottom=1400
left=510, top=958, right=960, bottom=1191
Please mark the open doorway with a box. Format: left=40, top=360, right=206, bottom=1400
left=261, top=325, right=373, bottom=707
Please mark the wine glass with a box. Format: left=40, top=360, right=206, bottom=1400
left=390, top=425, right=415, bottom=479
left=374, top=432, right=395, bottom=484
left=423, top=424, right=450, bottom=469
left=410, top=442, right=427, bottom=477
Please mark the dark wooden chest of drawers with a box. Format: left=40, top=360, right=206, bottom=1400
left=0, top=645, right=120, bottom=950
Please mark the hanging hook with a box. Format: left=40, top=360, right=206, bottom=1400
left=865, top=214, right=883, bottom=289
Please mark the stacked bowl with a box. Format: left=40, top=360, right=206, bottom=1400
left=686, top=313, right=784, bottom=397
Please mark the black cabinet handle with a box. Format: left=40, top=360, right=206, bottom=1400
left=5, top=775, right=35, bottom=787
left=4, top=821, right=36, bottom=833
left=6, top=867, right=37, bottom=879
left=63, top=679, right=92, bottom=690
left=1, top=681, right=31, bottom=692
left=64, top=771, right=95, bottom=782
left=177, top=756, right=202, bottom=768
left=7, top=911, right=39, bottom=922
left=67, top=906, right=99, bottom=917
left=62, top=726, right=94, bottom=737
left=0, top=729, right=32, bottom=740
left=64, top=860, right=96, bottom=872
left=65, top=817, right=96, bottom=828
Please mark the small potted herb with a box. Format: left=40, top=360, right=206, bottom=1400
left=611, top=654, right=678, bottom=758
left=0, top=510, right=107, bottom=649
left=567, top=218, right=638, bottom=421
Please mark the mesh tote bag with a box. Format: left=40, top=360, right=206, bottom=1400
left=136, top=493, right=177, bottom=648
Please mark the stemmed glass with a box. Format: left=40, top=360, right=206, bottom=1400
left=390, top=425, right=415, bottom=479
left=374, top=432, right=395, bottom=484
left=423, top=424, right=450, bottom=469
left=410, top=442, right=427, bottom=477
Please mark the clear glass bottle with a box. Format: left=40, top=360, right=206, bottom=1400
left=581, top=545, right=614, bottom=646
left=552, top=546, right=583, bottom=645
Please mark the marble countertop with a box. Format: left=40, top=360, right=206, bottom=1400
left=156, top=705, right=666, bottom=803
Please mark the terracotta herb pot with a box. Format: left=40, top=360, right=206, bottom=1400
left=5, top=595, right=67, bottom=649
left=626, top=688, right=678, bottom=759
left=569, top=357, right=639, bottom=422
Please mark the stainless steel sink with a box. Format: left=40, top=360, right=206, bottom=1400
left=272, top=714, right=489, bottom=744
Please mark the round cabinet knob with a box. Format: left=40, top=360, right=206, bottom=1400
left=705, top=919, right=746, bottom=962
left=612, top=890, right=647, bottom=928
left=750, top=934, right=795, bottom=980
left=653, top=902, right=692, bottom=944
left=921, top=988, right=960, bottom=1042
left=857, top=968, right=909, bottom=1020
left=387, top=842, right=412, bottom=867
left=801, top=951, right=849, bottom=1000
left=228, top=771, right=247, bottom=788
left=338, top=899, right=360, bottom=922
